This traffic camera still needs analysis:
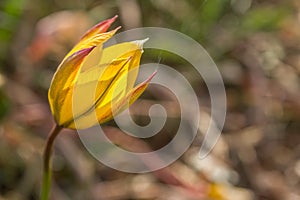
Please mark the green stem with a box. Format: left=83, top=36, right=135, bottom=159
left=41, top=124, right=63, bottom=200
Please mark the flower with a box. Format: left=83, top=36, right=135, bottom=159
left=48, top=15, right=156, bottom=129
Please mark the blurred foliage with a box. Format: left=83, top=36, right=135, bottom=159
left=0, top=0, right=299, bottom=200
left=0, top=0, right=26, bottom=64
left=0, top=89, right=10, bottom=121
left=241, top=5, right=290, bottom=32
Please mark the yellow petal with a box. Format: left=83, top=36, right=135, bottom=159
left=74, top=42, right=143, bottom=87
left=68, top=70, right=156, bottom=129
left=100, top=39, right=147, bottom=64
left=48, top=47, right=94, bottom=124
left=97, top=39, right=148, bottom=97
left=66, top=40, right=149, bottom=129
left=60, top=57, right=132, bottom=128
left=119, top=70, right=157, bottom=112
left=65, top=39, right=147, bottom=126
left=65, top=27, right=120, bottom=59
left=76, top=39, right=147, bottom=84
left=67, top=57, right=132, bottom=125
left=79, top=44, right=103, bottom=73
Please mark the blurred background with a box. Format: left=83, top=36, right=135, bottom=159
left=0, top=0, right=300, bottom=199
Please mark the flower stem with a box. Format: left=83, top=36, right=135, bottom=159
left=41, top=124, right=63, bottom=200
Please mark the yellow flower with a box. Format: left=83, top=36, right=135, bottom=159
left=48, top=16, right=156, bottom=129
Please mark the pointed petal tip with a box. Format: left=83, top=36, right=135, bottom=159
left=115, top=26, right=122, bottom=31
left=81, top=16, right=119, bottom=40
left=126, top=70, right=157, bottom=105
left=142, top=38, right=150, bottom=43
left=112, top=15, right=118, bottom=20
left=95, top=15, right=118, bottom=28
left=134, top=38, right=149, bottom=49
left=104, top=15, right=118, bottom=25
left=107, top=26, right=121, bottom=35
left=148, top=70, right=157, bottom=80
left=142, top=70, right=157, bottom=84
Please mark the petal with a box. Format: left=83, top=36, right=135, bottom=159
left=79, top=43, right=103, bottom=72
left=99, top=39, right=148, bottom=92
left=65, top=27, right=120, bottom=59
left=62, top=57, right=132, bottom=128
left=76, top=39, right=146, bottom=85
left=67, top=70, right=156, bottom=129
left=71, top=57, right=132, bottom=120
left=117, top=70, right=157, bottom=113
left=67, top=39, right=147, bottom=122
left=80, top=15, right=118, bottom=41
left=100, top=39, right=147, bottom=64
left=48, top=47, right=94, bottom=124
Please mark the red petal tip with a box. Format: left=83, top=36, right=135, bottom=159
left=104, top=15, right=118, bottom=26
left=149, top=70, right=157, bottom=79
left=144, top=70, right=157, bottom=83
left=81, top=16, right=119, bottom=40
left=112, top=15, right=118, bottom=20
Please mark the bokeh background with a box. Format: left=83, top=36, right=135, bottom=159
left=0, top=0, right=300, bottom=199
